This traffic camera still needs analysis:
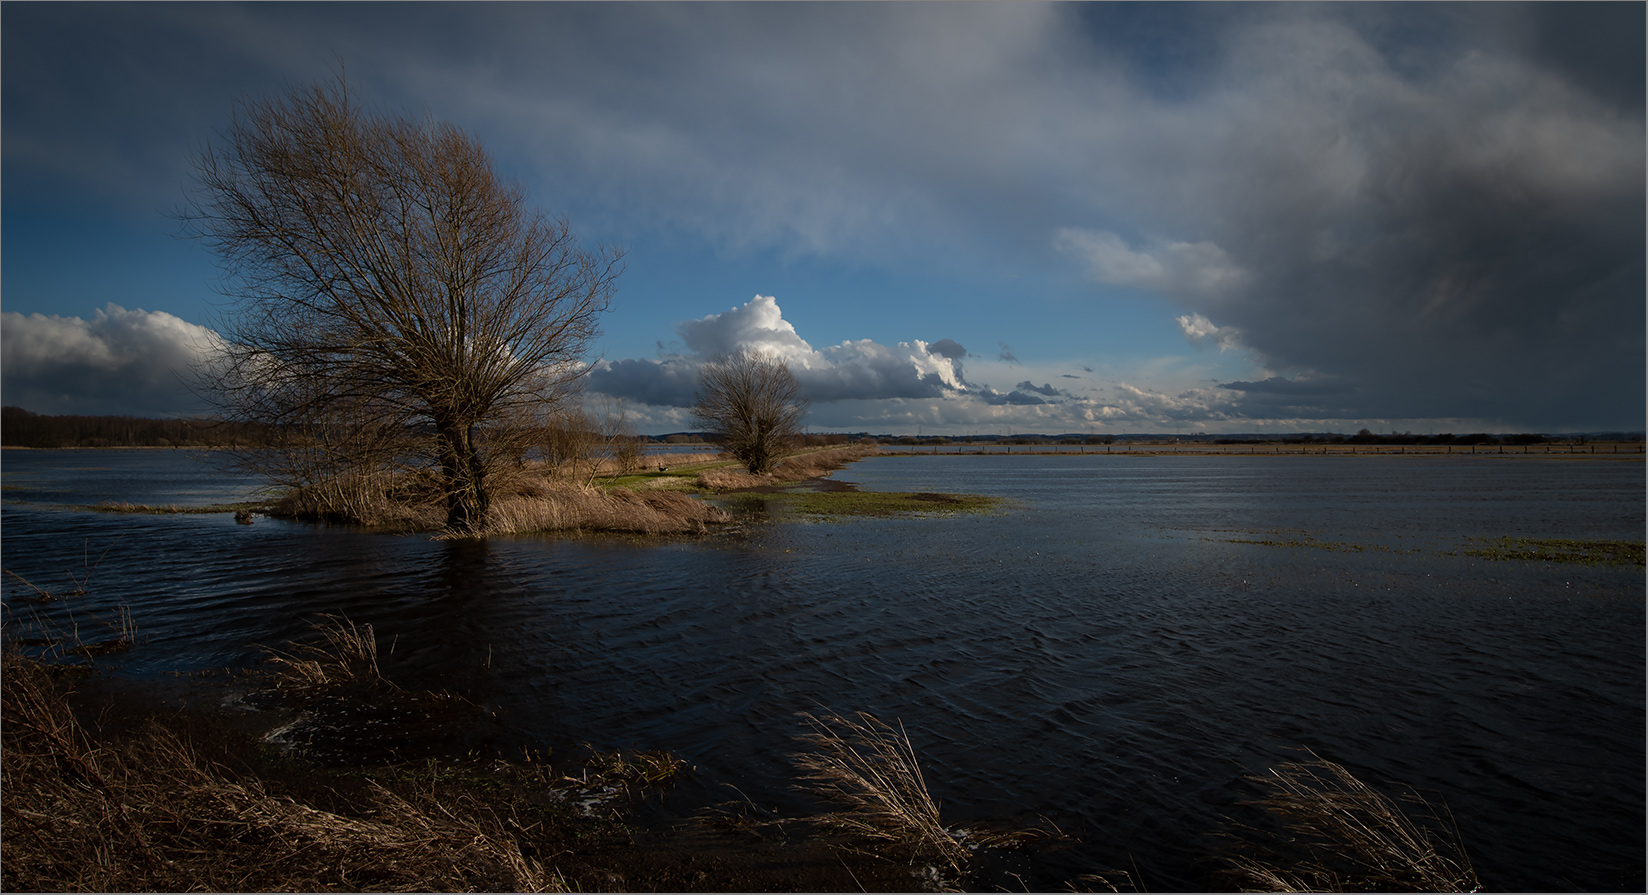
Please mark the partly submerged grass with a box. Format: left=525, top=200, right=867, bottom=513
left=1221, top=529, right=1643, bottom=567
left=580, top=745, right=688, bottom=787
left=749, top=490, right=1004, bottom=519
left=260, top=614, right=389, bottom=694
left=87, top=500, right=270, bottom=515
left=1224, top=750, right=1480, bottom=893
left=1463, top=536, right=1644, bottom=567
left=1226, top=536, right=1388, bottom=554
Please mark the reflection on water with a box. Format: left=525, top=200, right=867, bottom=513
left=2, top=450, right=1643, bottom=891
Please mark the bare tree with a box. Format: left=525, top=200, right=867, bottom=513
left=691, top=352, right=808, bottom=474
left=589, top=400, right=646, bottom=483
left=181, top=75, right=621, bottom=532
left=541, top=408, right=599, bottom=476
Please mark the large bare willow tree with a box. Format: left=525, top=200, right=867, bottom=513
left=691, top=352, right=809, bottom=474
left=182, top=76, right=621, bottom=532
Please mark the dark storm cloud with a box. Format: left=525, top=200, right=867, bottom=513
left=1016, top=381, right=1065, bottom=399
left=5, top=3, right=1640, bottom=431
left=1060, top=4, right=1645, bottom=430
left=1219, top=377, right=1349, bottom=397
left=927, top=338, right=967, bottom=360
left=585, top=357, right=702, bottom=410
left=982, top=389, right=1047, bottom=407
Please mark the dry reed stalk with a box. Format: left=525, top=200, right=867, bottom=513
left=791, top=711, right=971, bottom=875
left=482, top=485, right=728, bottom=536
left=5, top=570, right=138, bottom=659
left=261, top=614, right=389, bottom=694
left=1226, top=750, right=1480, bottom=893
left=1, top=647, right=559, bottom=892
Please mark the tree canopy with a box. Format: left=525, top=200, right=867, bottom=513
left=691, top=352, right=808, bottom=474
left=181, top=75, right=621, bottom=531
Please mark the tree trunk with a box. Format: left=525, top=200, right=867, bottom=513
left=436, top=418, right=489, bottom=532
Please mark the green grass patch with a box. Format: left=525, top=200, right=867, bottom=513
left=752, top=490, right=1004, bottom=519
left=1464, top=537, right=1645, bottom=567
left=599, top=456, right=745, bottom=491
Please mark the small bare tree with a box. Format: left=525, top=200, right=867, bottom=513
left=541, top=408, right=598, bottom=476
left=181, top=75, right=621, bottom=532
left=691, top=351, right=808, bottom=474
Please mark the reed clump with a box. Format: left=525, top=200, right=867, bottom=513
left=792, top=711, right=973, bottom=876
left=261, top=614, right=388, bottom=694
left=1224, top=750, right=1480, bottom=893
left=268, top=470, right=447, bottom=531
left=482, top=481, right=730, bottom=536
left=0, top=646, right=558, bottom=892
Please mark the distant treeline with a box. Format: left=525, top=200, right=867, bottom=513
left=0, top=407, right=278, bottom=449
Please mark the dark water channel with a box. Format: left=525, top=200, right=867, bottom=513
left=3, top=450, right=1643, bottom=891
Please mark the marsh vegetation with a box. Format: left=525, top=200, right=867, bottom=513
left=3, top=615, right=1487, bottom=893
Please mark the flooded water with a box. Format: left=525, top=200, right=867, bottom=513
left=2, top=449, right=1643, bottom=891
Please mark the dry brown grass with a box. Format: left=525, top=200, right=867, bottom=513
left=532, top=450, right=724, bottom=486
left=791, top=711, right=972, bottom=876
left=644, top=451, right=724, bottom=469
left=1225, top=750, right=1480, bottom=893
left=0, top=646, right=559, bottom=892
left=482, top=482, right=730, bottom=535
left=269, top=471, right=447, bottom=531
left=695, top=446, right=875, bottom=491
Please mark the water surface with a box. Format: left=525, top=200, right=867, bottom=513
left=2, top=450, right=1642, bottom=890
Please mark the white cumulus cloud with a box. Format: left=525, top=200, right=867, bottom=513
left=1175, top=313, right=1244, bottom=352
left=588, top=295, right=976, bottom=412
left=1, top=304, right=221, bottom=416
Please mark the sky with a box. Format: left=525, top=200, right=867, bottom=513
left=2, top=2, right=1643, bottom=435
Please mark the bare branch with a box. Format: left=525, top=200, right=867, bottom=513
left=180, top=74, right=621, bottom=532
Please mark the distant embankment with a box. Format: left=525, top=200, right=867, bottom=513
left=882, top=441, right=1645, bottom=458
left=0, top=407, right=274, bottom=449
